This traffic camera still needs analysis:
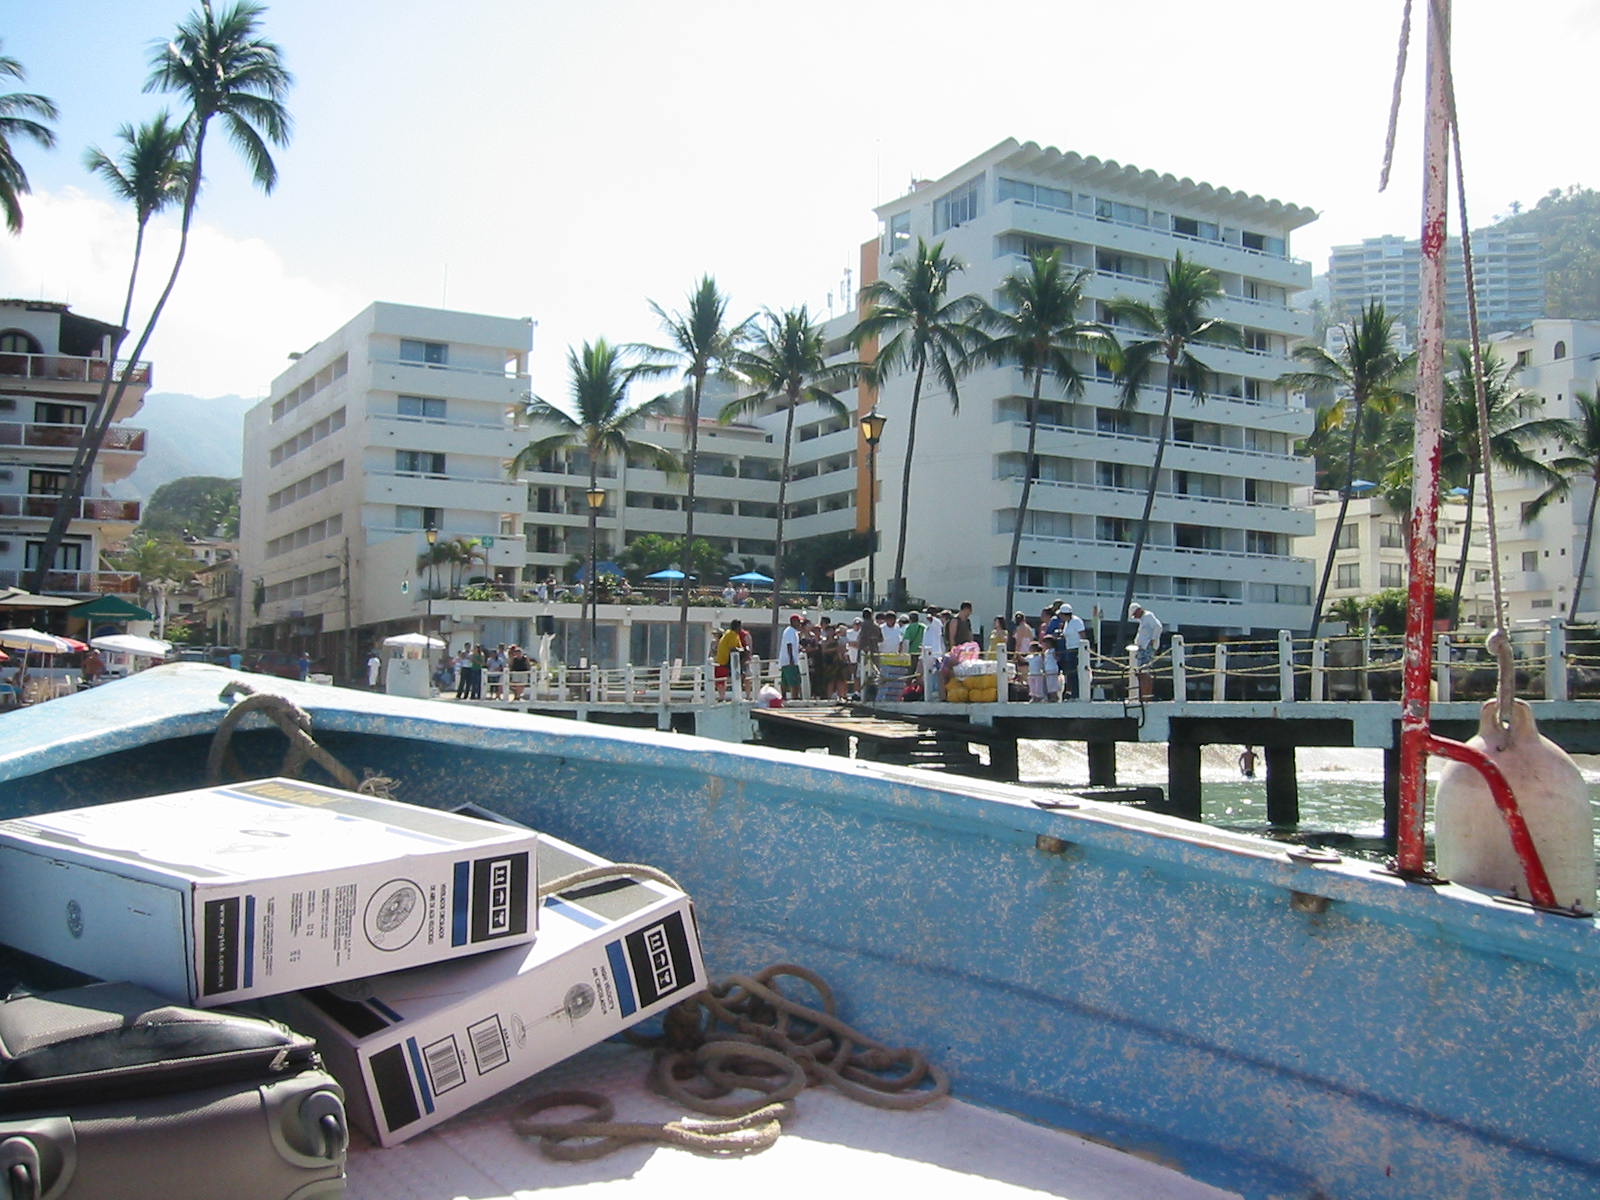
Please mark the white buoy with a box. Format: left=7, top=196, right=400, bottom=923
left=1435, top=699, right=1596, bottom=911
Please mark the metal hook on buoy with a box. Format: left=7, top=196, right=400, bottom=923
left=1435, top=698, right=1595, bottom=913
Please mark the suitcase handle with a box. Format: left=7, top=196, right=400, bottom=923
left=1, top=1140, right=37, bottom=1200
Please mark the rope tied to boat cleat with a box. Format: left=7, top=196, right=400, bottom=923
left=205, top=680, right=396, bottom=797
left=511, top=958, right=948, bottom=1160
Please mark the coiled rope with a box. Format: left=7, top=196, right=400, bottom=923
left=205, top=680, right=395, bottom=796
left=511, top=955, right=949, bottom=1160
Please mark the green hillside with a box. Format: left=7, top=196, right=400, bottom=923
left=1496, top=186, right=1600, bottom=321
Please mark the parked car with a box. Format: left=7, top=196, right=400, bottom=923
left=245, top=650, right=301, bottom=679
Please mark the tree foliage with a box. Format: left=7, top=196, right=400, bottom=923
left=1496, top=186, right=1600, bottom=321
left=107, top=531, right=199, bottom=584
left=142, top=475, right=239, bottom=537
left=0, top=40, right=57, bottom=234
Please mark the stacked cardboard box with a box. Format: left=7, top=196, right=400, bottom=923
left=0, top=778, right=706, bottom=1148
left=0, top=778, right=540, bottom=1007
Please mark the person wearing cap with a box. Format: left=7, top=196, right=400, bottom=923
left=1058, top=603, right=1086, bottom=700
left=1129, top=602, right=1163, bottom=700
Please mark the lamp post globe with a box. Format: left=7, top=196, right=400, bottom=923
left=860, top=410, right=887, bottom=608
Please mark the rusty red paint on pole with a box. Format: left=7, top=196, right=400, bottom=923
left=1396, top=0, right=1451, bottom=878
left=1394, top=0, right=1558, bottom=908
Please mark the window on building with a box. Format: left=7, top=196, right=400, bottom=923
left=1336, top=563, right=1361, bottom=589
left=1098, top=517, right=1133, bottom=543
left=934, top=179, right=980, bottom=233
left=33, top=401, right=87, bottom=426
left=0, top=330, right=41, bottom=356
left=24, top=538, right=82, bottom=571
left=1515, top=349, right=1530, bottom=368
left=1240, top=230, right=1286, bottom=256
left=1472, top=569, right=1490, bottom=582
left=1171, top=216, right=1220, bottom=242
left=1380, top=563, right=1404, bottom=588
left=1335, top=524, right=1360, bottom=550
left=884, top=212, right=911, bottom=256
left=1247, top=530, right=1280, bottom=555
left=1553, top=340, right=1567, bottom=359
left=396, top=505, right=442, bottom=531
left=28, top=469, right=67, bottom=496
left=396, top=449, right=445, bottom=476
left=398, top=395, right=447, bottom=420
left=1380, top=522, right=1404, bottom=548
left=399, top=339, right=447, bottom=365
left=1094, top=198, right=1148, bottom=227
left=1521, top=550, right=1539, bottom=571
left=1097, top=461, right=1126, bottom=489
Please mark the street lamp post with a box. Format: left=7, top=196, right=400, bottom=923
left=860, top=410, right=887, bottom=609
left=425, top=526, right=439, bottom=682
left=585, top=487, right=606, bottom=667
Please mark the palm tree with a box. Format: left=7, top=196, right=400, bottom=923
left=853, top=238, right=989, bottom=607
left=1526, top=391, right=1600, bottom=620
left=30, top=1, right=292, bottom=592
left=1279, top=301, right=1414, bottom=640
left=511, top=340, right=676, bottom=648
left=645, top=277, right=751, bottom=661
left=0, top=42, right=57, bottom=234
left=1107, top=252, right=1241, bottom=652
left=721, top=307, right=856, bottom=643
left=975, top=251, right=1106, bottom=621
left=1438, top=346, right=1568, bottom=622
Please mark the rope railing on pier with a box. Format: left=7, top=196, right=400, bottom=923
left=431, top=619, right=1598, bottom=708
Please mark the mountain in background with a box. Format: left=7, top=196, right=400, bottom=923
left=1494, top=186, right=1600, bottom=322
left=111, top=392, right=256, bottom=500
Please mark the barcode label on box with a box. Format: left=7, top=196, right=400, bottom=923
left=422, top=1035, right=465, bottom=1094
left=468, top=1016, right=509, bottom=1074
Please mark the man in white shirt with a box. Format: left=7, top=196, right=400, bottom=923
left=880, top=612, right=903, bottom=654
left=1059, top=604, right=1086, bottom=700
left=1129, top=602, right=1163, bottom=700
left=778, top=614, right=804, bottom=700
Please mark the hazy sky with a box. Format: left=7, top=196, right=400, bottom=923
left=2, top=0, right=1594, bottom=400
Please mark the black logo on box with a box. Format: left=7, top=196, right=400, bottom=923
left=201, top=897, right=241, bottom=995
left=623, top=910, right=695, bottom=1008
left=470, top=853, right=529, bottom=942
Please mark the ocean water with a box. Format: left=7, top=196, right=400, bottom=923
left=1017, top=741, right=1600, bottom=861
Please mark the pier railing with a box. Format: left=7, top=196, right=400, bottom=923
left=456, top=621, right=1600, bottom=708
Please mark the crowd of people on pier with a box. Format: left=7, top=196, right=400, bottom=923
left=707, top=598, right=1162, bottom=705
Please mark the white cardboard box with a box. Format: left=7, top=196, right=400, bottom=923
left=0, top=777, right=538, bottom=1006
left=274, top=832, right=706, bottom=1146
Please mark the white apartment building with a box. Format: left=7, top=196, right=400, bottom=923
left=867, top=140, right=1318, bottom=635
left=240, top=302, right=863, bottom=671
left=241, top=303, right=533, bottom=668
left=1483, top=320, right=1600, bottom=625
left=0, top=299, right=148, bottom=596
left=1296, top=491, right=1490, bottom=627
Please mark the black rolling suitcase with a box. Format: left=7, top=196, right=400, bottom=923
left=0, top=982, right=347, bottom=1199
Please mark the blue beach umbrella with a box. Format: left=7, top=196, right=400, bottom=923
left=730, top=571, right=774, bottom=585
left=646, top=569, right=687, bottom=580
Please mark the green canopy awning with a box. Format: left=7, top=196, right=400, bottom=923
left=71, top=594, right=155, bottom=620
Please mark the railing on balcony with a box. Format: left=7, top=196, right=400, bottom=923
left=0, top=493, right=141, bottom=521
left=0, top=353, right=151, bottom=384
left=0, top=420, right=147, bottom=452
left=0, top=567, right=140, bottom=596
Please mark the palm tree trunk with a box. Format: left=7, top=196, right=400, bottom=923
left=1003, top=371, right=1043, bottom=622
left=584, top=464, right=598, bottom=656
left=769, top=394, right=797, bottom=649
left=890, top=360, right=927, bottom=609
left=1307, top=392, right=1367, bottom=643
left=1569, top=474, right=1600, bottom=620
left=1449, top=475, right=1477, bottom=626
left=29, top=128, right=208, bottom=593
left=1116, top=356, right=1178, bottom=654
left=676, top=375, right=702, bottom=661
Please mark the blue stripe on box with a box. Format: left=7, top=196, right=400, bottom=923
left=243, top=895, right=255, bottom=987
left=546, top=895, right=606, bottom=929
left=606, top=939, right=636, bottom=1016
left=451, top=860, right=470, bottom=946
left=370, top=997, right=404, bottom=1024
left=405, top=1037, right=435, bottom=1114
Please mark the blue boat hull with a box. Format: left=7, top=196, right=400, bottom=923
left=2, top=665, right=1597, bottom=1199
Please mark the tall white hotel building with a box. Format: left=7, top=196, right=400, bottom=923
left=866, top=139, right=1318, bottom=636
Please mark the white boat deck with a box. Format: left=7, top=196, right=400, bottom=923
left=347, top=1041, right=1238, bottom=1199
